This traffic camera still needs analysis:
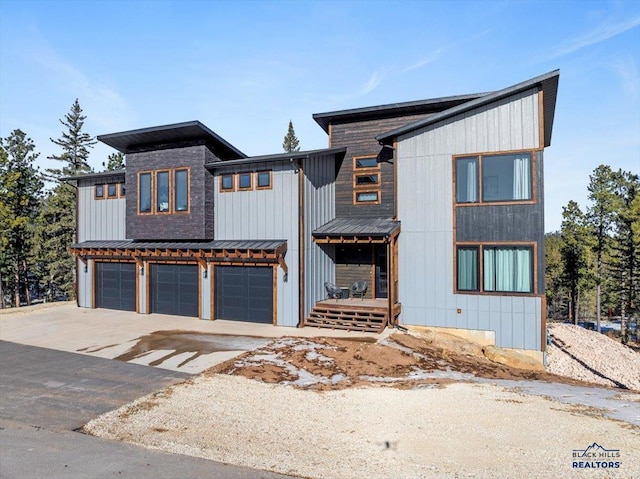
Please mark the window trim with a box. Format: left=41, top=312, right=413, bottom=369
left=353, top=190, right=381, bottom=204
left=237, top=172, right=253, bottom=191
left=353, top=155, right=381, bottom=205
left=106, top=183, right=118, bottom=199
left=453, top=149, right=539, bottom=207
left=220, top=174, right=235, bottom=193
left=255, top=170, right=273, bottom=190
left=173, top=167, right=190, bottom=214
left=95, top=184, right=105, bottom=200
left=454, top=242, right=537, bottom=295
left=138, top=171, right=153, bottom=214
left=155, top=170, right=171, bottom=214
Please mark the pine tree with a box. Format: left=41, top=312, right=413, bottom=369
left=102, top=151, right=125, bottom=171
left=586, top=165, right=617, bottom=332
left=560, top=201, right=593, bottom=324
left=46, top=98, right=96, bottom=179
left=37, top=99, right=96, bottom=300
left=608, top=170, right=640, bottom=343
left=282, top=120, right=300, bottom=153
left=0, top=130, right=44, bottom=307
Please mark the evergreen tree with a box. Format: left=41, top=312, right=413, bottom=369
left=560, top=201, right=592, bottom=324
left=282, top=120, right=300, bottom=153
left=544, top=231, right=566, bottom=318
left=46, top=98, right=96, bottom=179
left=608, top=170, right=640, bottom=343
left=102, top=151, right=125, bottom=171
left=586, top=165, right=617, bottom=332
left=37, top=99, right=96, bottom=300
left=0, top=130, right=44, bottom=307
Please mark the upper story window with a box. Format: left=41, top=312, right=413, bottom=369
left=174, top=169, right=189, bottom=212
left=220, top=174, right=234, bottom=192
left=219, top=170, right=273, bottom=193
left=353, top=155, right=381, bottom=205
left=455, top=151, right=535, bottom=204
left=95, top=182, right=124, bottom=200
left=138, top=168, right=190, bottom=215
left=256, top=171, right=272, bottom=189
left=456, top=244, right=534, bottom=294
left=238, top=172, right=252, bottom=190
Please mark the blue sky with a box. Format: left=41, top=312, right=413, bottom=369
left=1, top=0, right=638, bottom=232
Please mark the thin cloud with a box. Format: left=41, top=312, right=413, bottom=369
left=611, top=55, right=640, bottom=98
left=545, top=15, right=640, bottom=60
left=403, top=29, right=492, bottom=74
left=359, top=71, right=382, bottom=96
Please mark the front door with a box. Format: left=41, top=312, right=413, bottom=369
left=375, top=245, right=388, bottom=299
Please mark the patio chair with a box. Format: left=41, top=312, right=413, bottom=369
left=350, top=280, right=368, bottom=299
left=324, top=282, right=343, bottom=300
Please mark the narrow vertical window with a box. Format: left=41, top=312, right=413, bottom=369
left=156, top=171, right=170, bottom=212
left=174, top=169, right=188, bottom=212
left=107, top=183, right=118, bottom=198
left=95, top=184, right=104, bottom=199
left=456, top=157, right=478, bottom=203
left=139, top=173, right=151, bottom=213
left=457, top=247, right=479, bottom=291
left=120, top=183, right=126, bottom=197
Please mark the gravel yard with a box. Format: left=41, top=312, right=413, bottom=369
left=85, top=326, right=640, bottom=478
left=547, top=323, right=640, bottom=391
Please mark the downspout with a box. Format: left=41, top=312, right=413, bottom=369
left=297, top=158, right=305, bottom=327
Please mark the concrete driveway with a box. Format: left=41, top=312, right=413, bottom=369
left=0, top=302, right=388, bottom=373
left=0, top=341, right=294, bottom=479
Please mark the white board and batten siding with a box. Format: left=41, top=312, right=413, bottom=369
left=76, top=177, right=127, bottom=308
left=303, top=154, right=336, bottom=319
left=396, top=88, right=543, bottom=350
left=214, top=162, right=299, bottom=326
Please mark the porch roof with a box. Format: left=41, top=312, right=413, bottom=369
left=71, top=239, right=286, bottom=252
left=313, top=217, right=400, bottom=243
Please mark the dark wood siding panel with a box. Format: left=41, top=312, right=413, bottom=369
left=335, top=245, right=374, bottom=299
left=204, top=147, right=220, bottom=239
left=126, top=143, right=209, bottom=240
left=330, top=114, right=431, bottom=218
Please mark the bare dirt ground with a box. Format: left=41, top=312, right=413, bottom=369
left=85, top=326, right=640, bottom=479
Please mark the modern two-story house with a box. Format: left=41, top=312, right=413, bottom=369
left=69, top=70, right=559, bottom=362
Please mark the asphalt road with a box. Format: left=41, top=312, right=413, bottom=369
left=0, top=341, right=295, bottom=479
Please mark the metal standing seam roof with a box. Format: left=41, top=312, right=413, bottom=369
left=313, top=217, right=400, bottom=237
left=376, top=70, right=560, bottom=146
left=71, top=239, right=287, bottom=251
left=61, top=169, right=125, bottom=182
left=312, top=93, right=491, bottom=133
left=204, top=147, right=347, bottom=170
left=97, top=121, right=247, bottom=159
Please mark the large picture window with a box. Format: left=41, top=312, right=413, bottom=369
left=138, top=168, right=189, bottom=215
left=456, top=244, right=534, bottom=294
left=455, top=152, right=534, bottom=204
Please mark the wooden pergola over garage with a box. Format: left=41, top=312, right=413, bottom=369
left=71, top=239, right=287, bottom=323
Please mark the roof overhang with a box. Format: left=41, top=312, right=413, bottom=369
left=97, top=121, right=247, bottom=160
left=376, top=70, right=560, bottom=147
left=312, top=93, right=490, bottom=133
left=313, top=218, right=400, bottom=244
left=70, top=240, right=288, bottom=270
left=61, top=169, right=125, bottom=182
left=205, top=147, right=347, bottom=170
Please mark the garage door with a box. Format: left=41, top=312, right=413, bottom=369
left=150, top=264, right=198, bottom=317
left=215, top=266, right=273, bottom=323
left=95, top=262, right=136, bottom=311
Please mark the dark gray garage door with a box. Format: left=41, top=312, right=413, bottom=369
left=215, top=266, right=273, bottom=323
left=150, top=264, right=198, bottom=317
left=95, top=262, right=136, bottom=311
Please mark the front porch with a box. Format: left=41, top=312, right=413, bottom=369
left=304, top=298, right=401, bottom=333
